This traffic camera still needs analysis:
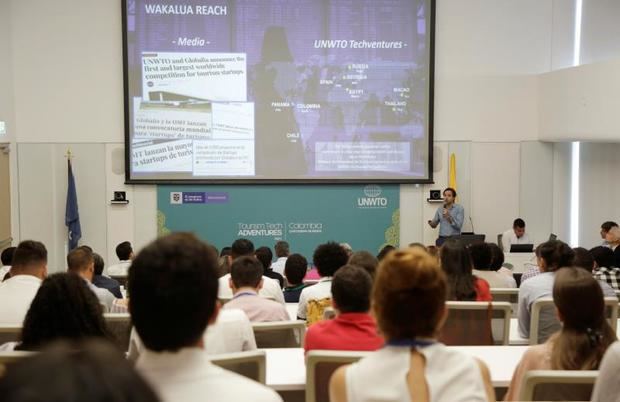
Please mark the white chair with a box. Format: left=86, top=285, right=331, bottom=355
left=209, top=350, right=266, bottom=384
left=306, top=350, right=370, bottom=402
left=104, top=313, right=132, bottom=352
left=530, top=297, right=618, bottom=345
left=489, top=288, right=518, bottom=304
left=0, top=325, right=21, bottom=345
left=518, top=370, right=598, bottom=401
left=440, top=301, right=511, bottom=345
left=252, top=321, right=306, bottom=348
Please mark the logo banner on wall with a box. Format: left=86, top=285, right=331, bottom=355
left=157, top=184, right=400, bottom=260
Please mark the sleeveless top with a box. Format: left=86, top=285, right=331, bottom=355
left=345, top=343, right=487, bottom=402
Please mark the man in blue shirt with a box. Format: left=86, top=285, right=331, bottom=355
left=427, top=187, right=464, bottom=246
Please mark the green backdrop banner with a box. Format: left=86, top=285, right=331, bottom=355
left=157, top=184, right=399, bottom=260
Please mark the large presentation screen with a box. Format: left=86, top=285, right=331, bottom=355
left=123, top=0, right=435, bottom=183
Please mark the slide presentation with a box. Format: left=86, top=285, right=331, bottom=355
left=123, top=0, right=434, bottom=182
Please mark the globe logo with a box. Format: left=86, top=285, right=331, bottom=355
left=364, top=185, right=382, bottom=198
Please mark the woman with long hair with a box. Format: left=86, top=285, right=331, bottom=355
left=329, top=248, right=495, bottom=402
left=505, top=267, right=616, bottom=400
left=439, top=239, right=491, bottom=301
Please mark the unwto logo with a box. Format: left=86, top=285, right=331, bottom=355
left=358, top=185, right=388, bottom=208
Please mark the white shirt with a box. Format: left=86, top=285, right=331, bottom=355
left=0, top=265, right=11, bottom=279
left=297, top=277, right=332, bottom=320
left=85, top=279, right=116, bottom=312
left=502, top=229, right=531, bottom=252
left=346, top=343, right=488, bottom=402
left=136, top=347, right=282, bottom=402
left=106, top=260, right=131, bottom=276
left=270, top=257, right=287, bottom=276
left=218, top=274, right=284, bottom=304
left=592, top=341, right=620, bottom=402
left=0, top=275, right=42, bottom=325
left=127, top=308, right=257, bottom=361
left=472, top=269, right=517, bottom=288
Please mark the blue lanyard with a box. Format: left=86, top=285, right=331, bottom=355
left=385, top=339, right=436, bottom=348
left=232, top=292, right=256, bottom=299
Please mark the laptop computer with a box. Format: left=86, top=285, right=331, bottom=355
left=548, top=233, right=557, bottom=241
left=510, top=244, right=534, bottom=253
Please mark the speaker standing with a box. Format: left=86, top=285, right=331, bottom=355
left=427, top=187, right=464, bottom=247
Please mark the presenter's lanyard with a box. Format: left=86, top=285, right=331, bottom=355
left=385, top=339, right=436, bottom=348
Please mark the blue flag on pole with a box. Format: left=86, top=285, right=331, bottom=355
left=65, top=159, right=82, bottom=250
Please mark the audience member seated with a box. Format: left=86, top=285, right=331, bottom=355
left=505, top=267, right=616, bottom=400
left=572, top=247, right=616, bottom=297
left=0, top=340, right=160, bottom=402
left=488, top=242, right=515, bottom=278
left=0, top=246, right=15, bottom=280
left=218, top=239, right=284, bottom=303
left=517, top=240, right=574, bottom=341
left=128, top=308, right=257, bottom=361
left=304, top=265, right=383, bottom=353
left=297, top=241, right=348, bottom=321
left=348, top=250, right=379, bottom=279
left=67, top=247, right=116, bottom=312
left=600, top=221, right=619, bottom=248
left=591, top=341, right=620, bottom=402
left=501, top=218, right=531, bottom=252
left=605, top=226, right=620, bottom=268
left=329, top=248, right=494, bottom=402
left=0, top=273, right=114, bottom=351
left=340, top=242, right=353, bottom=257
left=283, top=253, right=310, bottom=303
left=223, top=256, right=289, bottom=322
left=376, top=244, right=395, bottom=261
left=92, top=252, right=123, bottom=298
left=255, top=246, right=284, bottom=288
left=130, top=233, right=282, bottom=402
left=439, top=239, right=491, bottom=301
left=591, top=246, right=620, bottom=291
left=270, top=240, right=289, bottom=276
left=217, top=247, right=232, bottom=278
left=520, top=243, right=544, bottom=283
left=107, top=241, right=134, bottom=276
left=0, top=240, right=46, bottom=325
left=470, top=242, right=516, bottom=288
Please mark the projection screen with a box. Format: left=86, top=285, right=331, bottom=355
left=123, top=0, right=435, bottom=183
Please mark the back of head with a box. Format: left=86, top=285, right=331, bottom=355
left=93, top=253, right=105, bottom=276
left=331, top=265, right=372, bottom=313
left=348, top=250, right=379, bottom=278
left=220, top=246, right=232, bottom=257
left=67, top=247, right=94, bottom=273
left=274, top=241, right=289, bottom=258
left=468, top=242, right=492, bottom=271
left=607, top=226, right=620, bottom=243
left=231, top=238, right=255, bottom=259
left=538, top=240, right=575, bottom=272
left=1, top=246, right=16, bottom=266
left=115, top=241, right=133, bottom=261
left=590, top=246, right=615, bottom=268
left=284, top=253, right=307, bottom=285
left=601, top=221, right=618, bottom=233
left=376, top=244, right=396, bottom=261
left=11, top=240, right=47, bottom=275
left=513, top=218, right=525, bottom=229
left=128, top=233, right=219, bottom=352
left=439, top=239, right=476, bottom=301
left=551, top=267, right=615, bottom=370
left=0, top=340, right=160, bottom=402
left=313, top=241, right=348, bottom=277
left=572, top=247, right=595, bottom=272
left=18, top=273, right=110, bottom=351
left=373, top=249, right=447, bottom=340
left=488, top=243, right=505, bottom=271
left=254, top=246, right=273, bottom=271
left=230, top=256, right=263, bottom=288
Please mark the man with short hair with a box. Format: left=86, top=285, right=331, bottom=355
left=0, top=241, right=47, bottom=325
left=502, top=218, right=531, bottom=251
left=591, top=246, right=620, bottom=291
left=131, top=233, right=281, bottom=402
left=283, top=254, right=309, bottom=303
left=297, top=241, right=349, bottom=320
left=217, top=239, right=284, bottom=303
left=92, top=253, right=123, bottom=298
left=271, top=240, right=289, bottom=276
left=224, top=256, right=288, bottom=322
left=107, top=241, right=133, bottom=276
left=427, top=187, right=464, bottom=246
left=304, top=265, right=383, bottom=353
left=67, top=247, right=116, bottom=311
left=255, top=246, right=284, bottom=288
left=600, top=221, right=619, bottom=248
left=0, top=246, right=16, bottom=280
left=348, top=250, right=379, bottom=279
